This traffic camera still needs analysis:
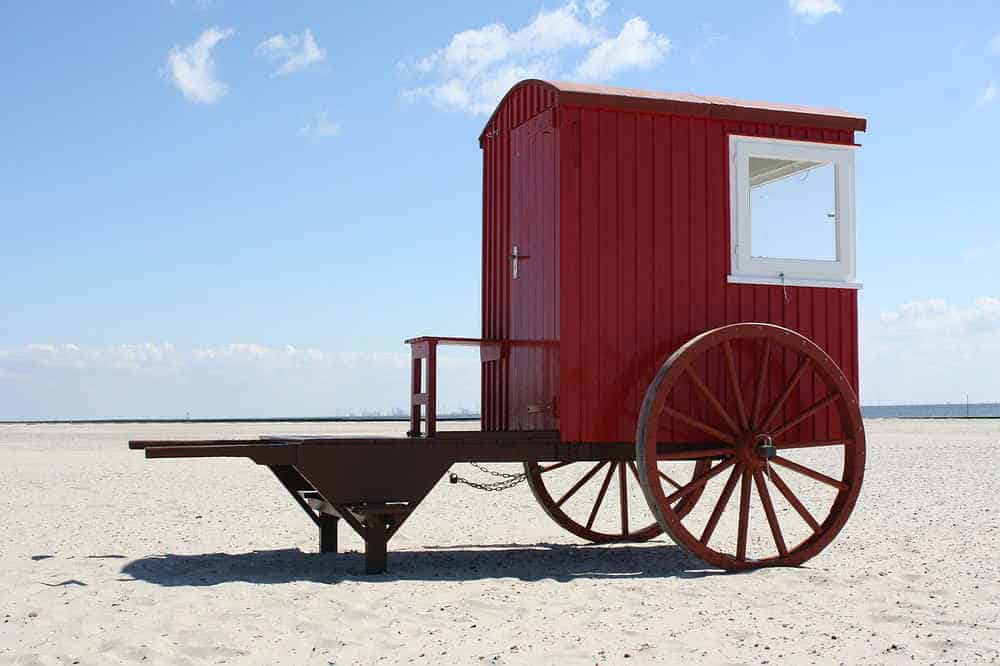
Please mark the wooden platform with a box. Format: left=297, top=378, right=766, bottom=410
left=129, top=431, right=621, bottom=573
left=128, top=432, right=725, bottom=573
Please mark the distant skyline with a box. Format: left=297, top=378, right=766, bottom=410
left=3, top=1, right=1000, bottom=418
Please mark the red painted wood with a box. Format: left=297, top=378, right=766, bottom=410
left=634, top=113, right=655, bottom=445
left=579, top=108, right=600, bottom=438
left=706, top=120, right=727, bottom=409
left=618, top=112, right=638, bottom=444
left=508, top=111, right=559, bottom=431
left=690, top=118, right=709, bottom=432
left=480, top=81, right=867, bottom=141
left=480, top=82, right=861, bottom=443
left=509, top=122, right=524, bottom=427
left=481, top=81, right=559, bottom=432
left=653, top=115, right=673, bottom=440
left=599, top=110, right=619, bottom=441
left=559, top=107, right=582, bottom=440
left=671, top=116, right=692, bottom=441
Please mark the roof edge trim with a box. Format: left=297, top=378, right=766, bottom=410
left=478, top=79, right=560, bottom=143
left=479, top=79, right=867, bottom=139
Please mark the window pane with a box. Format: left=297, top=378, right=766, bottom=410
left=749, top=157, right=836, bottom=261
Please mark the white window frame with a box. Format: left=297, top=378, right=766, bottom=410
left=728, top=135, right=860, bottom=290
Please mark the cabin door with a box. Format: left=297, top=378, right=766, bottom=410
left=508, top=110, right=559, bottom=431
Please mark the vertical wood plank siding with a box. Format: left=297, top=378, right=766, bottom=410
left=507, top=111, right=559, bottom=431
left=482, top=83, right=859, bottom=443
left=557, top=107, right=858, bottom=443
left=480, top=82, right=557, bottom=431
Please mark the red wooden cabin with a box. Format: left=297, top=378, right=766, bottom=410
left=475, top=80, right=863, bottom=444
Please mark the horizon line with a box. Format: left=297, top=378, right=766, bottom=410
left=5, top=401, right=1000, bottom=425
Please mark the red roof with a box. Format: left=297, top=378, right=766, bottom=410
left=489, top=79, right=867, bottom=133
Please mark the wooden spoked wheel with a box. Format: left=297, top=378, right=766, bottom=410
left=636, top=323, right=865, bottom=569
left=524, top=458, right=710, bottom=543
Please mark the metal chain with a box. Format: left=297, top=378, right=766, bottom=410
left=469, top=462, right=525, bottom=479
left=448, top=463, right=528, bottom=492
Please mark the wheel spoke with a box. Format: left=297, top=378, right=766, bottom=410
left=657, top=445, right=734, bottom=461
left=585, top=463, right=617, bottom=530
left=759, top=356, right=810, bottom=432
left=686, top=367, right=740, bottom=436
left=736, top=469, right=752, bottom=560
left=658, top=469, right=682, bottom=490
left=774, top=438, right=852, bottom=450
left=556, top=461, right=606, bottom=507
left=700, top=463, right=743, bottom=545
left=750, top=340, right=771, bottom=428
left=768, top=467, right=821, bottom=533
left=627, top=460, right=642, bottom=484
left=539, top=460, right=575, bottom=474
left=618, top=462, right=629, bottom=536
left=665, top=457, right=736, bottom=504
left=771, top=455, right=847, bottom=490
left=770, top=393, right=842, bottom=439
left=723, top=340, right=749, bottom=430
left=663, top=407, right=736, bottom=445
left=753, top=470, right=788, bottom=557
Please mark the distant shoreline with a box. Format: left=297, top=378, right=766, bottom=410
left=3, top=413, right=1000, bottom=425
left=0, top=416, right=480, bottom=425
left=895, top=416, right=1000, bottom=420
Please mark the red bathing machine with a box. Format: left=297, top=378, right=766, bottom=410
left=133, top=80, right=868, bottom=575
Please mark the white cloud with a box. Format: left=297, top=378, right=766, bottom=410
left=255, top=29, right=326, bottom=76
left=788, top=0, right=843, bottom=23
left=878, top=297, right=1000, bottom=335
left=0, top=343, right=480, bottom=419
left=878, top=298, right=949, bottom=327
left=976, top=82, right=997, bottom=107
left=586, top=0, right=609, bottom=19
left=514, top=3, right=601, bottom=52
left=574, top=17, right=670, bottom=81
left=164, top=27, right=235, bottom=104
left=300, top=110, right=340, bottom=137
left=991, top=33, right=1000, bottom=54
left=403, top=2, right=670, bottom=115
left=413, top=23, right=513, bottom=78
left=862, top=297, right=1000, bottom=404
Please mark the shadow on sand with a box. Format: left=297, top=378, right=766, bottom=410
left=121, top=542, right=730, bottom=586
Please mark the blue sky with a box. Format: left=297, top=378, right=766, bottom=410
left=2, top=0, right=999, bottom=418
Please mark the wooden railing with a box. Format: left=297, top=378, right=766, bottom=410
left=404, top=336, right=501, bottom=437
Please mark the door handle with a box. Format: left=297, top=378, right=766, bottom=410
left=510, top=244, right=530, bottom=279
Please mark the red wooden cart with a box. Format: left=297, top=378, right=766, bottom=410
left=131, top=80, right=867, bottom=574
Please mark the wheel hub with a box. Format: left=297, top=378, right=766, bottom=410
left=757, top=435, right=777, bottom=460
left=735, top=432, right=776, bottom=468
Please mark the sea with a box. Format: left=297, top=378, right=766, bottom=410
left=5, top=405, right=1000, bottom=425
left=862, top=403, right=1000, bottom=419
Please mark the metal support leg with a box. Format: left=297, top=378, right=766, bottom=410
left=319, top=514, right=338, bottom=553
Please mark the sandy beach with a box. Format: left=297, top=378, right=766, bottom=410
left=2, top=418, right=998, bottom=664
